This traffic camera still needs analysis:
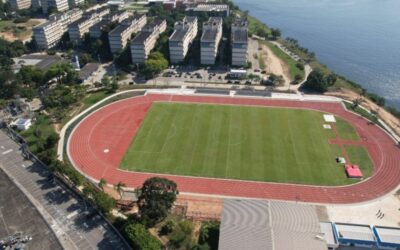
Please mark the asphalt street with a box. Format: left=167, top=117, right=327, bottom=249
left=0, top=130, right=130, bottom=250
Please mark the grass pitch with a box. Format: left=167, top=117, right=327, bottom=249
left=120, top=102, right=373, bottom=185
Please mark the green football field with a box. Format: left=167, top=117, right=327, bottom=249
left=119, top=102, right=373, bottom=185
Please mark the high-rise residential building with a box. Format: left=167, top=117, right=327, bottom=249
left=41, top=0, right=69, bottom=14
left=130, top=19, right=167, bottom=64
left=33, top=8, right=83, bottom=49
left=68, top=7, right=109, bottom=44
left=68, top=17, right=99, bottom=44
left=108, top=14, right=147, bottom=53
left=9, top=0, right=31, bottom=10
left=169, top=16, right=198, bottom=64
left=200, top=17, right=223, bottom=65
left=89, top=19, right=108, bottom=38
left=103, top=10, right=131, bottom=22
left=231, top=17, right=248, bottom=66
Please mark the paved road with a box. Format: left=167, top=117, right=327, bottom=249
left=0, top=131, right=130, bottom=250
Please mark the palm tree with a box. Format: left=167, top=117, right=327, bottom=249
left=98, top=178, right=107, bottom=192
left=114, top=181, right=126, bottom=200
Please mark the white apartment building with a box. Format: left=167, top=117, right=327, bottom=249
left=89, top=19, right=108, bottom=38
left=9, top=0, right=31, bottom=10
left=108, top=14, right=147, bottom=53
left=33, top=8, right=82, bottom=49
left=130, top=19, right=167, bottom=64
left=200, top=17, right=223, bottom=65
left=231, top=18, right=248, bottom=66
left=83, top=6, right=110, bottom=19
left=169, top=16, right=198, bottom=64
left=186, top=4, right=229, bottom=17
left=41, top=0, right=69, bottom=14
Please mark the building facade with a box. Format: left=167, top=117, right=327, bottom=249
left=9, top=0, right=31, bottom=10
left=67, top=0, right=83, bottom=8
left=231, top=18, right=248, bottom=67
left=68, top=17, right=99, bottom=44
left=33, top=8, right=83, bottom=50
left=130, top=19, right=167, bottom=64
left=40, top=0, right=69, bottom=14
left=200, top=17, right=222, bottom=65
left=108, top=14, right=147, bottom=53
left=169, top=16, right=198, bottom=64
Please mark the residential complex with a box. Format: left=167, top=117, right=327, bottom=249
left=89, top=11, right=130, bottom=39
left=9, top=0, right=31, bottom=10
left=33, top=8, right=83, bottom=49
left=68, top=7, right=110, bottom=44
left=40, top=0, right=69, bottom=14
left=231, top=17, right=248, bottom=66
left=130, top=19, right=167, bottom=64
left=200, top=17, right=223, bottom=65
left=186, top=4, right=230, bottom=17
left=108, top=14, right=147, bottom=53
left=169, top=16, right=198, bottom=64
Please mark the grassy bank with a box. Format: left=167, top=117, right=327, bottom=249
left=0, top=19, right=40, bottom=41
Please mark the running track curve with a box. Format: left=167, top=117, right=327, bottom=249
left=68, top=94, right=400, bottom=204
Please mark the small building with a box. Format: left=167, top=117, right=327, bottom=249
left=333, top=223, right=377, bottom=248
left=373, top=226, right=400, bottom=249
left=78, top=63, right=102, bottom=85
left=228, top=69, right=246, bottom=79
left=186, top=3, right=229, bottom=17
left=12, top=54, right=64, bottom=73
left=14, top=118, right=32, bottom=131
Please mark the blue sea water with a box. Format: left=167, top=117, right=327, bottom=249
left=233, top=0, right=400, bottom=109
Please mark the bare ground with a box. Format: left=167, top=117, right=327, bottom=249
left=259, top=42, right=291, bottom=88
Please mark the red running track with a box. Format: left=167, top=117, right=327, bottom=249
left=68, top=93, right=400, bottom=204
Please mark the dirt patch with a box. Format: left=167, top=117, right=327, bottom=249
left=327, top=88, right=400, bottom=136
left=0, top=32, right=18, bottom=42
left=259, top=42, right=291, bottom=86
left=176, top=194, right=223, bottom=221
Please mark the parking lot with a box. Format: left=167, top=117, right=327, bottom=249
left=0, top=130, right=129, bottom=250
left=0, top=169, right=61, bottom=250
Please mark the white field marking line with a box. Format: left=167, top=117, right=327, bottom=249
left=225, top=106, right=233, bottom=178
left=187, top=106, right=202, bottom=172
left=287, top=111, right=301, bottom=166
left=2, top=149, right=13, bottom=155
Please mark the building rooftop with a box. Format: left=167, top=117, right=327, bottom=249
left=131, top=31, right=152, bottom=44
left=319, top=222, right=337, bottom=246
left=219, top=199, right=327, bottom=250
left=232, top=17, right=248, bottom=27
left=69, top=17, right=90, bottom=27
left=374, top=226, right=400, bottom=245
left=12, top=54, right=64, bottom=72
left=232, top=29, right=247, bottom=43
left=143, top=18, right=165, bottom=31
left=91, top=19, right=108, bottom=30
left=187, top=3, right=229, bottom=12
left=79, top=63, right=101, bottom=80
left=201, top=17, right=222, bottom=41
left=109, top=24, right=130, bottom=36
left=334, top=223, right=375, bottom=242
left=169, top=29, right=188, bottom=42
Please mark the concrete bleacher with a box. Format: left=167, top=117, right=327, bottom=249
left=194, top=87, right=230, bottom=95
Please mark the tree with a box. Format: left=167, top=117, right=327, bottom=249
left=138, top=177, right=178, bottom=227
left=198, top=221, right=220, bottom=250
left=93, top=191, right=116, bottom=214
left=302, top=70, right=336, bottom=92
left=124, top=223, right=161, bottom=250
left=110, top=76, right=118, bottom=93
left=270, top=28, right=281, bottom=40
left=142, top=52, right=168, bottom=79
left=101, top=75, right=111, bottom=88
left=98, top=178, right=107, bottom=191
left=114, top=181, right=126, bottom=200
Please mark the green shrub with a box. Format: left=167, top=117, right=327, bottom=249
left=124, top=223, right=162, bottom=250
